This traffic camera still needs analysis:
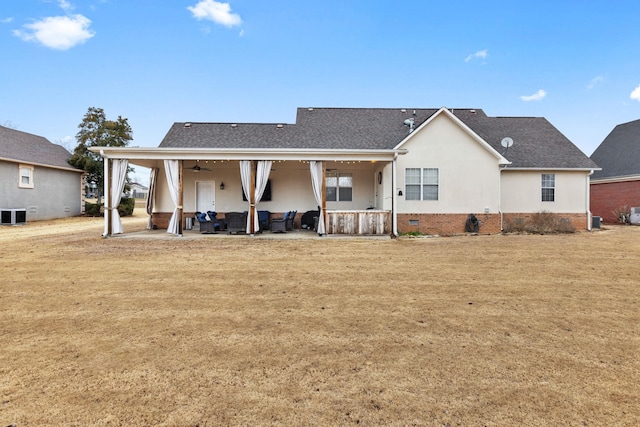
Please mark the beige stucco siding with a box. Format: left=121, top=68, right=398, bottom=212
left=501, top=170, right=589, bottom=213
left=153, top=160, right=380, bottom=214
left=395, top=113, right=501, bottom=214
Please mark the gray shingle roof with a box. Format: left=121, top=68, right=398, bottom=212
left=0, top=125, right=80, bottom=170
left=590, top=119, right=640, bottom=179
left=159, top=107, right=597, bottom=169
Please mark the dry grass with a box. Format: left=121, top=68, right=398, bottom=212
left=1, top=213, right=639, bottom=426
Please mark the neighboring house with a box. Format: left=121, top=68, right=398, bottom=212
left=126, top=182, right=149, bottom=199
left=590, top=119, right=640, bottom=223
left=0, top=125, right=84, bottom=221
left=93, top=107, right=598, bottom=236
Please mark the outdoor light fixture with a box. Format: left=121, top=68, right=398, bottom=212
left=220, top=182, right=225, bottom=190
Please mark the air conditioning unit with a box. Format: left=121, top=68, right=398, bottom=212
left=629, top=207, right=640, bottom=225
left=0, top=208, right=26, bottom=225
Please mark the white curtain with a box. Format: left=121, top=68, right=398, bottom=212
left=104, top=159, right=128, bottom=235
left=164, top=160, right=180, bottom=235
left=310, top=161, right=326, bottom=235
left=146, top=168, right=158, bottom=230
left=253, top=160, right=272, bottom=231
left=239, top=160, right=252, bottom=233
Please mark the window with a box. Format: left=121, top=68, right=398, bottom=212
left=18, top=164, right=34, bottom=189
left=542, top=173, right=555, bottom=202
left=405, top=168, right=438, bottom=200
left=326, top=173, right=352, bottom=202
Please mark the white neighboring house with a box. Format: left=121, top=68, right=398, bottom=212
left=92, top=107, right=598, bottom=236
left=126, top=182, right=149, bottom=199
left=0, top=125, right=84, bottom=222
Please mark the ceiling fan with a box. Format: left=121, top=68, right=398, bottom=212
left=189, top=161, right=212, bottom=172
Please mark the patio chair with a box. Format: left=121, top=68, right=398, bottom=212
left=258, top=210, right=271, bottom=232
left=286, top=210, right=297, bottom=231
left=225, top=211, right=248, bottom=234
left=195, top=211, right=216, bottom=234
left=206, top=211, right=224, bottom=231
left=270, top=211, right=289, bottom=233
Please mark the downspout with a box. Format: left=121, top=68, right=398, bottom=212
left=392, top=153, right=398, bottom=237
left=499, top=164, right=506, bottom=231
left=586, top=170, right=594, bottom=231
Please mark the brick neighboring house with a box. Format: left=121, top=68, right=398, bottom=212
left=0, top=125, right=84, bottom=221
left=590, top=119, right=640, bottom=223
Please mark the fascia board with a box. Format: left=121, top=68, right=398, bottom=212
left=590, top=174, right=640, bottom=184
left=501, top=167, right=601, bottom=172
left=90, top=147, right=406, bottom=162
left=0, top=156, right=84, bottom=173
left=393, top=107, right=511, bottom=165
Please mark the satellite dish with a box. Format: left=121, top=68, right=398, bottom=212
left=501, top=137, right=514, bottom=148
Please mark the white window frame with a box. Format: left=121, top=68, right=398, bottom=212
left=326, top=172, right=353, bottom=202
left=541, top=173, right=555, bottom=202
left=18, top=164, right=34, bottom=189
left=405, top=168, right=439, bottom=201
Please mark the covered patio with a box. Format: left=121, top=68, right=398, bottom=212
left=92, top=147, right=405, bottom=238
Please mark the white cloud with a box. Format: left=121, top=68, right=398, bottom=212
left=631, top=84, right=640, bottom=102
left=1, top=17, right=13, bottom=24
left=58, top=0, right=73, bottom=11
left=13, top=14, right=94, bottom=50
left=188, top=0, right=242, bottom=27
left=520, top=89, right=547, bottom=102
left=587, top=75, right=604, bottom=90
left=465, top=49, right=487, bottom=62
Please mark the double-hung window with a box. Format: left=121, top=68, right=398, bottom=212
left=326, top=173, right=352, bottom=202
left=18, top=164, right=34, bottom=189
left=541, top=173, right=555, bottom=202
left=405, top=168, right=438, bottom=200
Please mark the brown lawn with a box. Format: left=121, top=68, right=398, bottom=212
left=1, top=211, right=639, bottom=426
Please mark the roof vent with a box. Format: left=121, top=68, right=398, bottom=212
left=231, top=123, right=238, bottom=128
left=276, top=124, right=284, bottom=129
left=308, top=107, right=314, bottom=111
left=470, top=109, right=476, bottom=114
left=184, top=123, right=191, bottom=128
left=401, top=109, right=407, bottom=113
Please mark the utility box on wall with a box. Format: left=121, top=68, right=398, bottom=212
left=0, top=208, right=27, bottom=225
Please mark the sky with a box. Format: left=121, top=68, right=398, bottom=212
left=2, top=0, right=640, bottom=183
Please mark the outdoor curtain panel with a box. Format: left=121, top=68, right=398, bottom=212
left=164, top=160, right=180, bottom=235
left=239, top=160, right=252, bottom=233
left=104, top=158, right=128, bottom=235
left=239, top=160, right=272, bottom=233
left=310, top=161, right=326, bottom=235
left=145, top=167, right=158, bottom=230
left=253, top=160, right=272, bottom=231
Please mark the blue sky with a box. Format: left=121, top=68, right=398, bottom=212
left=2, top=0, right=640, bottom=181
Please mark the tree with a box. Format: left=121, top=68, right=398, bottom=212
left=68, top=107, right=133, bottom=203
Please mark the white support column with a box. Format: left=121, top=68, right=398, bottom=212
left=102, top=152, right=110, bottom=237
left=392, top=155, right=398, bottom=237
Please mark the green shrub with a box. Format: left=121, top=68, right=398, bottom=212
left=504, top=211, right=575, bottom=234
left=118, top=197, right=135, bottom=217
left=84, top=197, right=135, bottom=217
left=84, top=201, right=102, bottom=217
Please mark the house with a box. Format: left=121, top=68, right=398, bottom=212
left=92, top=107, right=598, bottom=236
left=589, top=119, right=640, bottom=223
left=0, top=125, right=84, bottom=221
left=126, top=182, right=149, bottom=199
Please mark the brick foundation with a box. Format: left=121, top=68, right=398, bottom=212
left=397, top=212, right=589, bottom=236
left=152, top=211, right=589, bottom=235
